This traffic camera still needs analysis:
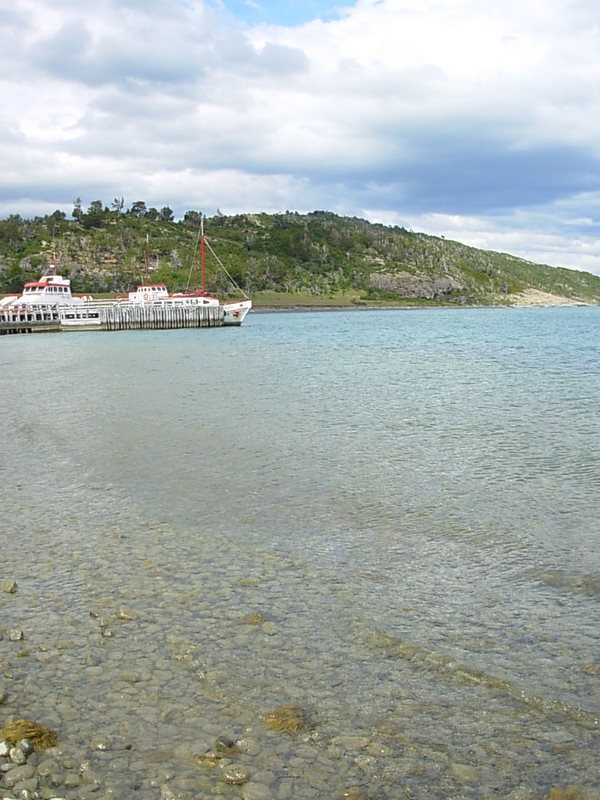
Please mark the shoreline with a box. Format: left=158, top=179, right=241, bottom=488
left=251, top=296, right=595, bottom=313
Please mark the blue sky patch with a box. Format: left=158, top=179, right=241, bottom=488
left=221, top=0, right=347, bottom=26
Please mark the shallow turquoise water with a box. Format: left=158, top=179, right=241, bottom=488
left=1, top=307, right=599, bottom=798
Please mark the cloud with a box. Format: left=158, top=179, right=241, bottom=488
left=1, top=0, right=600, bottom=274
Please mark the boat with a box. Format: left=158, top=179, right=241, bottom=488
left=0, top=268, right=102, bottom=329
left=119, top=221, right=252, bottom=326
left=123, top=283, right=251, bottom=325
left=0, top=221, right=251, bottom=332
left=0, top=268, right=90, bottom=307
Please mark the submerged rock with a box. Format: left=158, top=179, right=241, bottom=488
left=241, top=781, right=272, bottom=800
left=219, top=763, right=249, bottom=785
left=215, top=735, right=237, bottom=753
left=2, top=762, right=35, bottom=788
left=545, top=788, right=592, bottom=800
left=450, top=762, right=480, bottom=783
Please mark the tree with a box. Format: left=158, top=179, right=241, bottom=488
left=159, top=206, right=174, bottom=222
left=72, top=197, right=83, bottom=222
left=129, top=201, right=147, bottom=217
left=0, top=214, right=24, bottom=251
left=111, top=197, right=125, bottom=213
left=183, top=210, right=203, bottom=228
left=83, top=200, right=106, bottom=229
left=46, top=210, right=67, bottom=238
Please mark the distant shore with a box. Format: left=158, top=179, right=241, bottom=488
left=252, top=288, right=595, bottom=312
left=508, top=288, right=593, bottom=307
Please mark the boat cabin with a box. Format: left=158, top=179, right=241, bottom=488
left=14, top=269, right=78, bottom=305
left=128, top=284, right=169, bottom=302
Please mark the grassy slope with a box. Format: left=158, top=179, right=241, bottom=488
left=1, top=210, right=599, bottom=306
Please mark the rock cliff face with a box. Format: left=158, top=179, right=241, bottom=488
left=369, top=271, right=464, bottom=299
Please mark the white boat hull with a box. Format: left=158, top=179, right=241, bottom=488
left=222, top=299, right=252, bottom=326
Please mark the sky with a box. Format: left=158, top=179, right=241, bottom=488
left=2, top=0, right=600, bottom=275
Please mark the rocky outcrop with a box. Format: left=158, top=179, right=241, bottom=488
left=368, top=271, right=464, bottom=299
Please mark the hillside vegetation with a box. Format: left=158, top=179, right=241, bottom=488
left=1, top=205, right=599, bottom=307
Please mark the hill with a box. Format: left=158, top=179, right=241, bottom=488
left=1, top=207, right=599, bottom=307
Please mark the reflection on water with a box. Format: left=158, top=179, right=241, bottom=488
left=1, top=307, right=599, bottom=798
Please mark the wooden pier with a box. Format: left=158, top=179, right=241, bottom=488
left=0, top=302, right=225, bottom=334
left=0, top=321, right=61, bottom=335
left=100, top=303, right=224, bottom=330
left=0, top=308, right=61, bottom=335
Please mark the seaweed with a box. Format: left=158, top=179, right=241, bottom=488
left=2, top=719, right=58, bottom=751
left=260, top=705, right=313, bottom=734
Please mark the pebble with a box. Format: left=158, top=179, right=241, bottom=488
left=63, top=771, right=81, bottom=788
left=0, top=740, right=106, bottom=800
left=365, top=741, right=392, bottom=757
left=119, top=671, right=143, bottom=683
left=2, top=763, right=35, bottom=788
left=1, top=580, right=18, bottom=594
left=261, top=621, right=278, bottom=636
left=79, top=786, right=104, bottom=799
left=330, top=737, right=370, bottom=750
left=215, top=734, right=237, bottom=752
left=242, top=781, right=273, bottom=800
left=36, top=757, right=60, bottom=777
left=353, top=755, right=376, bottom=773
left=450, top=762, right=480, bottom=783
left=0, top=528, right=598, bottom=800
left=9, top=746, right=27, bottom=765
left=236, top=738, right=262, bottom=756
left=91, top=736, right=112, bottom=752
left=219, top=763, right=249, bottom=784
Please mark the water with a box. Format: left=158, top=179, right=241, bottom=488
left=1, top=307, right=599, bottom=799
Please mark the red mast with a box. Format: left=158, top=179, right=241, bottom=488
left=145, top=234, right=150, bottom=284
left=201, top=218, right=206, bottom=295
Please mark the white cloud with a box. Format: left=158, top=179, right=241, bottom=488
left=1, top=0, right=599, bottom=274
